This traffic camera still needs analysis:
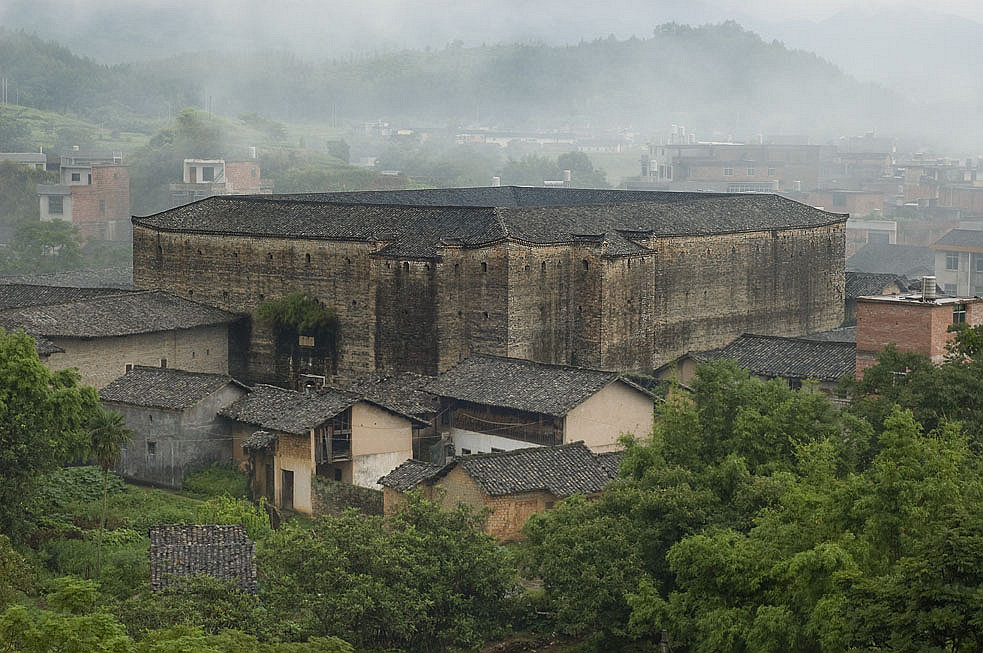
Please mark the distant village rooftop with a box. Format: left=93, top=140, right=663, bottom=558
left=692, top=333, right=857, bottom=383
left=100, top=366, right=246, bottom=410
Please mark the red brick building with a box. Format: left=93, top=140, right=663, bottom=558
left=37, top=149, right=131, bottom=241
left=855, top=285, right=983, bottom=377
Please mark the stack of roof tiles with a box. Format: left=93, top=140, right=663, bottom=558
left=148, top=524, right=256, bottom=592
left=379, top=442, right=620, bottom=498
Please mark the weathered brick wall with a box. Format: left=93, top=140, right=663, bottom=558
left=134, top=218, right=845, bottom=380
left=225, top=161, right=262, bottom=193
left=71, top=166, right=130, bottom=240
left=44, top=325, right=229, bottom=388
left=642, top=225, right=845, bottom=368
left=483, top=490, right=556, bottom=542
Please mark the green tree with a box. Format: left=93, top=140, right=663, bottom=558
left=193, top=495, right=271, bottom=541
left=260, top=494, right=516, bottom=651
left=2, top=219, right=84, bottom=274
left=0, top=329, right=99, bottom=538
left=88, top=407, right=133, bottom=576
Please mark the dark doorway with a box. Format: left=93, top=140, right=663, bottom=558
left=281, top=470, right=294, bottom=511
left=265, top=464, right=274, bottom=501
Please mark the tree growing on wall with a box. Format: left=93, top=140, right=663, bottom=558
left=256, top=293, right=339, bottom=354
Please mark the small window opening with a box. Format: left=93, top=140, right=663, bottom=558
left=483, top=311, right=489, bottom=320
left=147, top=441, right=156, bottom=456
left=305, top=253, right=311, bottom=264
left=481, top=262, right=487, bottom=273
left=403, top=262, right=409, bottom=272
left=582, top=259, right=589, bottom=271
left=157, top=245, right=163, bottom=256
left=267, top=252, right=273, bottom=260
left=541, top=261, right=547, bottom=272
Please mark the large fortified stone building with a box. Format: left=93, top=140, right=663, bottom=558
left=132, top=187, right=846, bottom=384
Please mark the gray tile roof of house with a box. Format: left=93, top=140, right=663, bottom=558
left=801, top=327, right=857, bottom=343
left=0, top=290, right=241, bottom=338
left=0, top=284, right=133, bottom=310
left=219, top=384, right=360, bottom=436
left=377, top=459, right=446, bottom=492
left=594, top=451, right=625, bottom=478
left=846, top=244, right=935, bottom=278
left=149, top=524, right=256, bottom=592
left=845, top=271, right=908, bottom=300
left=133, top=188, right=845, bottom=259
left=241, top=430, right=277, bottom=452
left=378, top=442, right=617, bottom=497
left=0, top=267, right=134, bottom=289
left=100, top=366, right=244, bottom=410
left=345, top=372, right=440, bottom=419
left=426, top=354, right=649, bottom=417
left=931, top=229, right=983, bottom=250
left=693, top=334, right=856, bottom=382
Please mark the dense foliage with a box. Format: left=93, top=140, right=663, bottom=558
left=257, top=293, right=340, bottom=348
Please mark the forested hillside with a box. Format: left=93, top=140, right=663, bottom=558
left=0, top=23, right=896, bottom=136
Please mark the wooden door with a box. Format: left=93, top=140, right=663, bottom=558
left=281, top=470, right=294, bottom=511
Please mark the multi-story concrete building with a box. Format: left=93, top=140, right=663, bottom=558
left=37, top=147, right=130, bottom=241
left=131, top=186, right=847, bottom=385
left=169, top=157, right=273, bottom=204
left=931, top=229, right=983, bottom=296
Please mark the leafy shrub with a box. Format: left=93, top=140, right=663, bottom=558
left=195, top=496, right=271, bottom=541
left=0, top=534, right=35, bottom=608
left=257, top=293, right=338, bottom=343
left=70, top=487, right=200, bottom=531
left=181, top=464, right=248, bottom=499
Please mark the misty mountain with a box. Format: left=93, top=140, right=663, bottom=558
left=0, top=23, right=899, bottom=141
left=758, top=6, right=983, bottom=109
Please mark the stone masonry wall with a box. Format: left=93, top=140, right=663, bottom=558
left=134, top=218, right=846, bottom=381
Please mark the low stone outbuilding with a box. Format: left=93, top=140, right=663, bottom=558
left=0, top=289, right=243, bottom=387
left=425, top=354, right=654, bottom=454
left=149, top=524, right=256, bottom=592
left=379, top=442, right=621, bottom=542
left=222, top=384, right=426, bottom=515
left=100, top=366, right=248, bottom=488
left=656, top=333, right=856, bottom=394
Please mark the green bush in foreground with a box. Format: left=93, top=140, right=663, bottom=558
left=181, top=465, right=248, bottom=500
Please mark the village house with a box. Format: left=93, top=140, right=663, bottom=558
left=655, top=333, right=857, bottom=394
left=855, top=278, right=983, bottom=377
left=931, top=228, right=983, bottom=296
left=37, top=147, right=130, bottom=241
left=378, top=442, right=620, bottom=542
left=222, top=384, right=426, bottom=515
left=169, top=156, right=273, bottom=204
left=847, top=243, right=935, bottom=279
left=131, top=186, right=847, bottom=386
left=425, top=354, right=654, bottom=455
left=100, top=366, right=248, bottom=488
left=0, top=289, right=243, bottom=388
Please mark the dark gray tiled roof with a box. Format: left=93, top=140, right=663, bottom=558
left=0, top=291, right=240, bottom=338
left=242, top=430, right=277, bottom=452
left=100, top=366, right=243, bottom=410
left=426, top=354, right=645, bottom=417
left=845, top=272, right=907, bottom=300
left=0, top=284, right=133, bottom=310
left=0, top=267, right=133, bottom=289
left=149, top=525, right=256, bottom=592
left=801, top=327, right=857, bottom=343
left=847, top=244, right=934, bottom=278
left=594, top=451, right=625, bottom=478
left=379, top=442, right=617, bottom=497
left=377, top=459, right=445, bottom=492
left=694, top=334, right=856, bottom=382
left=134, top=188, right=845, bottom=259
left=932, top=229, right=983, bottom=250
left=346, top=372, right=440, bottom=420
left=220, top=384, right=359, bottom=436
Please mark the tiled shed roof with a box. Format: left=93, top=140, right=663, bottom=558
left=425, top=354, right=646, bottom=417
left=845, top=271, right=907, bottom=299
left=241, top=430, right=278, bottom=452
left=220, top=384, right=359, bottom=436
left=149, top=524, right=256, bottom=592
left=100, top=366, right=244, bottom=410
left=378, top=442, right=617, bottom=497
left=693, top=334, right=856, bottom=382
left=133, top=188, right=845, bottom=259
left=0, top=290, right=241, bottom=338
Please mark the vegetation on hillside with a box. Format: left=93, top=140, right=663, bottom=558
left=4, top=319, right=983, bottom=650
